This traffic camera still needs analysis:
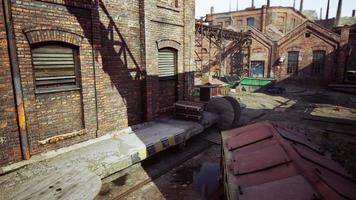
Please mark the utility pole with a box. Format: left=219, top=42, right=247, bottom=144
left=326, top=0, right=330, bottom=19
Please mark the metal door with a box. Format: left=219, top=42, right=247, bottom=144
left=250, top=61, right=264, bottom=78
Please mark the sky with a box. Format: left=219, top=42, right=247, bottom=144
left=195, top=0, right=355, bottom=19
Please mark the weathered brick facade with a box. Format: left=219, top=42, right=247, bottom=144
left=207, top=6, right=350, bottom=84
left=0, top=0, right=195, bottom=166
left=0, top=0, right=22, bottom=165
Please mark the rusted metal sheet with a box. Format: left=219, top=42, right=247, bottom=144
left=239, top=175, right=319, bottom=200
left=275, top=126, right=324, bottom=153
left=232, top=140, right=291, bottom=175
left=226, top=126, right=273, bottom=150
left=222, top=121, right=356, bottom=200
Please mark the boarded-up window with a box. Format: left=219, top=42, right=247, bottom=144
left=312, top=50, right=326, bottom=75
left=32, top=44, right=80, bottom=94
left=158, top=48, right=177, bottom=78
left=287, top=51, right=299, bottom=74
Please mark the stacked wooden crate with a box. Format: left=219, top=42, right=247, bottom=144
left=173, top=101, right=205, bottom=121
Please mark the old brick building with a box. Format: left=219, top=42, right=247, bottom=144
left=0, top=0, right=195, bottom=166
left=206, top=5, right=354, bottom=84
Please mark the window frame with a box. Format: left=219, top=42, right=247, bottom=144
left=158, top=48, right=178, bottom=80
left=311, top=50, right=326, bottom=75
left=287, top=51, right=299, bottom=74
left=247, top=17, right=255, bottom=27
left=31, top=42, right=81, bottom=94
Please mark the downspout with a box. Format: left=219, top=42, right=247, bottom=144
left=2, top=0, right=30, bottom=160
left=183, top=0, right=186, bottom=100
left=91, top=0, right=100, bottom=137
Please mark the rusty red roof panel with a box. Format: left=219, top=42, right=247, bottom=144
left=232, top=140, right=291, bottom=175
left=222, top=120, right=356, bottom=200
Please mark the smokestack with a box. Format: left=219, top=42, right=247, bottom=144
left=252, top=0, right=255, bottom=8
left=293, top=0, right=296, bottom=9
left=320, top=8, right=323, bottom=20
left=326, top=0, right=330, bottom=19
left=236, top=0, right=239, bottom=11
left=210, top=6, right=214, bottom=15
left=267, top=0, right=270, bottom=7
left=229, top=0, right=232, bottom=12
left=299, top=0, right=303, bottom=12
left=335, top=0, right=342, bottom=27
left=353, top=10, right=355, bottom=17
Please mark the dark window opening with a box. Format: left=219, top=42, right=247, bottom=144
left=312, top=50, right=326, bottom=75
left=247, top=17, right=255, bottom=27
left=305, top=32, right=311, bottom=38
left=287, top=51, right=299, bottom=74
left=31, top=44, right=80, bottom=94
left=225, top=20, right=232, bottom=27
left=158, top=48, right=177, bottom=79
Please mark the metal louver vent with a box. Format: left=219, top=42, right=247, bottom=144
left=158, top=49, right=177, bottom=78
left=32, top=45, right=79, bottom=93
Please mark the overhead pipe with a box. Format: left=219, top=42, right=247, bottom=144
left=2, top=0, right=30, bottom=160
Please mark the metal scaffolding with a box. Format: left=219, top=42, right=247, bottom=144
left=194, top=21, right=251, bottom=78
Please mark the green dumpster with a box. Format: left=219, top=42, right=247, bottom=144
left=240, top=77, right=275, bottom=92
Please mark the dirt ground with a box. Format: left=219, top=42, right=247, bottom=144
left=100, top=84, right=356, bottom=200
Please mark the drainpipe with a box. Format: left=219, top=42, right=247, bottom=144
left=91, top=0, right=100, bottom=137
left=2, top=0, right=30, bottom=160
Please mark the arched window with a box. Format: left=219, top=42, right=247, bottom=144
left=312, top=50, right=326, bottom=75
left=247, top=17, right=255, bottom=27
left=31, top=43, right=80, bottom=94
left=158, top=48, right=177, bottom=78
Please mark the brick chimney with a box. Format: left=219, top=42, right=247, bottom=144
left=299, top=0, right=303, bottom=12
left=326, top=0, right=330, bottom=19
left=262, top=5, right=267, bottom=33
left=335, top=0, right=342, bottom=27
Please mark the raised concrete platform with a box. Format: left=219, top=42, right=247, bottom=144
left=0, top=112, right=218, bottom=200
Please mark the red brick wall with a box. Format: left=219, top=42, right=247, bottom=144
left=10, top=1, right=97, bottom=155
left=0, top=0, right=195, bottom=166
left=278, top=29, right=339, bottom=83
left=0, top=1, right=22, bottom=166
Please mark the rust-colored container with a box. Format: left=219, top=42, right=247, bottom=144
left=221, top=121, right=356, bottom=200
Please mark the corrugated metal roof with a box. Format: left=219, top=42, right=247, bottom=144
left=222, top=121, right=356, bottom=200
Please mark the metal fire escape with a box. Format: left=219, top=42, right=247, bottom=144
left=195, top=21, right=251, bottom=78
